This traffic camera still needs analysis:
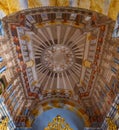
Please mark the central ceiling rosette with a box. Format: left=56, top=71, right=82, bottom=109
left=32, top=24, right=86, bottom=91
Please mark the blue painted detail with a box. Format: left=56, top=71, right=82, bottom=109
left=6, top=85, right=12, bottom=92
left=104, top=85, right=110, bottom=91
left=32, top=108, right=84, bottom=130
left=19, top=0, right=28, bottom=9
left=114, top=58, right=119, bottom=64
left=0, top=57, right=3, bottom=62
left=15, top=128, right=32, bottom=130
left=24, top=109, right=29, bottom=115
left=69, top=0, right=74, bottom=6
left=0, top=66, right=6, bottom=73
left=0, top=20, right=4, bottom=35
left=111, top=67, right=117, bottom=74
left=14, top=102, right=19, bottom=111
left=9, top=90, right=15, bottom=98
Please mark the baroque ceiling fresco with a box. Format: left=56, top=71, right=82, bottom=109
left=0, top=0, right=119, bottom=130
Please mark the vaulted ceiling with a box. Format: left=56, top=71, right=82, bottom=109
left=2, top=6, right=119, bottom=129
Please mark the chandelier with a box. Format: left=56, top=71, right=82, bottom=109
left=44, top=115, right=73, bottom=130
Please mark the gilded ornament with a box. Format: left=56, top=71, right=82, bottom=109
left=44, top=115, right=73, bottom=130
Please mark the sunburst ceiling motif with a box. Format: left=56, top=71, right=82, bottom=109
left=32, top=24, right=86, bottom=91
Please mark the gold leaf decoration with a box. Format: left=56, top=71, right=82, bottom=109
left=0, top=0, right=20, bottom=15
left=108, top=0, right=119, bottom=20
left=78, top=0, right=91, bottom=9
left=90, top=0, right=104, bottom=13
left=56, top=0, right=70, bottom=6
left=28, top=0, right=42, bottom=8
